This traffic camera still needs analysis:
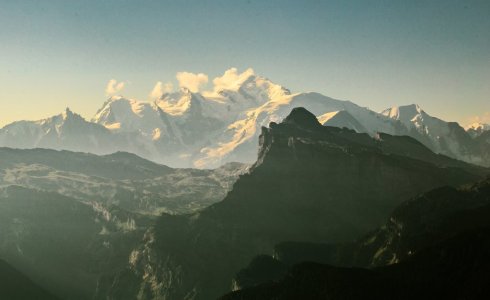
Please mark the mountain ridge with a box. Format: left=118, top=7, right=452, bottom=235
left=1, top=69, right=488, bottom=168
left=103, top=107, right=487, bottom=299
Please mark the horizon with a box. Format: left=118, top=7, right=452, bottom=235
left=1, top=0, right=489, bottom=127
left=0, top=66, right=488, bottom=129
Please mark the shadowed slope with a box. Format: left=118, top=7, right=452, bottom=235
left=223, top=177, right=490, bottom=299
left=0, top=259, right=58, bottom=300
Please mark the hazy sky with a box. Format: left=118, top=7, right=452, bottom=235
left=1, top=0, right=489, bottom=127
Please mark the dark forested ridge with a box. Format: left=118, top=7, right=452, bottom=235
left=224, top=177, right=490, bottom=299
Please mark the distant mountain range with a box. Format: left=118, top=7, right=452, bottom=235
left=1, top=70, right=488, bottom=168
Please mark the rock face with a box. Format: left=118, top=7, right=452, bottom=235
left=106, top=107, right=486, bottom=300
left=0, top=259, right=58, bottom=300
left=223, top=177, right=490, bottom=299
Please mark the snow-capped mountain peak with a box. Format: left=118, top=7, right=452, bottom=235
left=381, top=103, right=448, bottom=136
left=92, top=96, right=163, bottom=133
left=155, top=88, right=193, bottom=116
left=317, top=111, right=340, bottom=124
left=381, top=104, right=424, bottom=124
left=380, top=104, right=490, bottom=165
left=1, top=69, right=488, bottom=168
left=204, top=68, right=290, bottom=107
left=317, top=110, right=368, bottom=133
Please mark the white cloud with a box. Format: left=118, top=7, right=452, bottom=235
left=149, top=81, right=174, bottom=99
left=105, top=79, right=126, bottom=96
left=211, top=67, right=255, bottom=92
left=176, top=72, right=208, bottom=92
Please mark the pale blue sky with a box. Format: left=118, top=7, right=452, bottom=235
left=0, top=0, right=489, bottom=126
